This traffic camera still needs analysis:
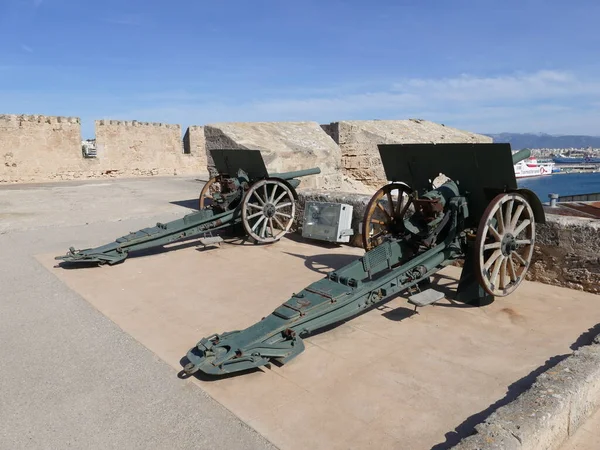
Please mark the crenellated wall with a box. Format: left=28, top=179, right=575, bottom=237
left=0, top=113, right=495, bottom=186
left=0, top=114, right=83, bottom=183
left=0, top=116, right=209, bottom=183
left=183, top=125, right=207, bottom=165
left=94, top=120, right=204, bottom=177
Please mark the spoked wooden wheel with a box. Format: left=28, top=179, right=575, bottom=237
left=362, top=183, right=414, bottom=250
left=242, top=179, right=296, bottom=244
left=198, top=177, right=222, bottom=209
left=475, top=193, right=535, bottom=297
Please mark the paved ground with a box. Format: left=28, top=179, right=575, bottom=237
left=561, top=407, right=600, bottom=450
left=40, top=240, right=600, bottom=450
left=0, top=176, right=274, bottom=450
left=3, top=176, right=600, bottom=450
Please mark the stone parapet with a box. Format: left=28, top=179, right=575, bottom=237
left=183, top=126, right=206, bottom=166
left=204, top=121, right=344, bottom=190
left=0, top=115, right=209, bottom=183
left=96, top=119, right=180, bottom=129
left=531, top=215, right=600, bottom=294
left=93, top=120, right=204, bottom=178
left=0, top=114, right=80, bottom=126
left=452, top=331, right=600, bottom=450
left=1, top=114, right=83, bottom=183
left=323, top=119, right=493, bottom=187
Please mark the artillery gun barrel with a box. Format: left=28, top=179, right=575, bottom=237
left=512, top=148, right=531, bottom=164
left=269, top=167, right=321, bottom=180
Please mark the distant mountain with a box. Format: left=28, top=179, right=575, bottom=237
left=483, top=133, right=600, bottom=150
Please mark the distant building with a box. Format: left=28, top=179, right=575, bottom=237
left=82, top=139, right=96, bottom=158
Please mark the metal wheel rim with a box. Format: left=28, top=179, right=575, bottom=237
left=475, top=193, right=535, bottom=297
left=242, top=179, right=296, bottom=244
left=362, top=183, right=413, bottom=250
left=199, top=177, right=220, bottom=210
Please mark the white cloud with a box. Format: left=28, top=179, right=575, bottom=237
left=20, top=44, right=33, bottom=53
left=392, top=70, right=600, bottom=104
left=33, top=0, right=43, bottom=7
left=8, top=69, right=597, bottom=136
left=111, top=70, right=600, bottom=135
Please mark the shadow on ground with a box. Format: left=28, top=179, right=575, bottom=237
left=283, top=252, right=361, bottom=275
left=282, top=231, right=346, bottom=249
left=170, top=199, right=200, bottom=210
left=55, top=223, right=260, bottom=270
left=432, top=322, right=600, bottom=449
left=177, top=355, right=266, bottom=381
left=56, top=236, right=226, bottom=270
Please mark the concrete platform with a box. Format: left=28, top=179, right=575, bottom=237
left=0, top=177, right=272, bottom=450
left=39, top=236, right=600, bottom=450
left=561, top=407, right=600, bottom=449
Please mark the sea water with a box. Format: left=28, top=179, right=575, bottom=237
left=517, top=172, right=600, bottom=202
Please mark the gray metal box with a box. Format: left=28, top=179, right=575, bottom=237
left=302, top=201, right=353, bottom=243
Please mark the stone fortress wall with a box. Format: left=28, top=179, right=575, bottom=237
left=204, top=121, right=344, bottom=190
left=1, top=111, right=597, bottom=293
left=94, top=120, right=205, bottom=177
left=0, top=113, right=489, bottom=188
left=183, top=125, right=206, bottom=160
left=0, top=115, right=84, bottom=183
left=322, top=119, right=493, bottom=187
left=0, top=114, right=208, bottom=183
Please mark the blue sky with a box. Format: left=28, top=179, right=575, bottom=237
left=1, top=0, right=599, bottom=138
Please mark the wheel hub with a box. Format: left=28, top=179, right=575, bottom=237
left=263, top=203, right=276, bottom=218
left=501, top=232, right=517, bottom=256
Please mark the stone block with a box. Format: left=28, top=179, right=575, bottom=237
left=325, top=119, right=493, bottom=187
left=92, top=120, right=205, bottom=178
left=204, top=121, right=343, bottom=190
left=528, top=215, right=600, bottom=294
left=0, top=114, right=83, bottom=183
left=453, top=340, right=600, bottom=450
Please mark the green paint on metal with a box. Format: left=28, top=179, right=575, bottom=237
left=55, top=149, right=320, bottom=266
left=182, top=144, right=542, bottom=377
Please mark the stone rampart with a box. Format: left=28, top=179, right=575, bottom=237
left=0, top=115, right=209, bottom=183
left=204, top=121, right=344, bottom=190
left=183, top=125, right=206, bottom=166
left=323, top=119, right=493, bottom=187
left=93, top=120, right=204, bottom=177
left=530, top=214, right=600, bottom=294
left=0, top=114, right=502, bottom=187
left=0, top=114, right=83, bottom=183
left=452, top=332, right=600, bottom=450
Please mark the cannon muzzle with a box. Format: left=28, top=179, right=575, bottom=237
left=269, top=167, right=321, bottom=180
left=512, top=148, right=531, bottom=164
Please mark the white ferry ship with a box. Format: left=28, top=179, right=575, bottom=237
left=513, top=157, right=555, bottom=178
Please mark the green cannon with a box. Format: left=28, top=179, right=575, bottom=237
left=182, top=143, right=544, bottom=376
left=55, top=149, right=320, bottom=266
